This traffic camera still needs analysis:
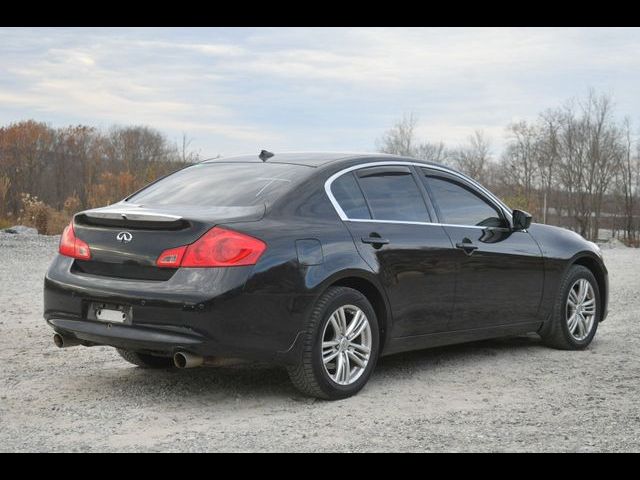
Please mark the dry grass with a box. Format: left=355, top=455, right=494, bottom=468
left=15, top=193, right=72, bottom=235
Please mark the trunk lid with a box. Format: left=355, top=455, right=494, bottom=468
left=71, top=202, right=265, bottom=280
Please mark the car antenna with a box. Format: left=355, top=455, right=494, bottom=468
left=259, top=150, right=274, bottom=162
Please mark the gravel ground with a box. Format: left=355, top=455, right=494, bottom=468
left=1, top=232, right=639, bottom=452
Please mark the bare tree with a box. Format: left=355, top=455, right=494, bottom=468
left=376, top=113, right=419, bottom=156
left=502, top=120, right=539, bottom=209
left=451, top=130, right=491, bottom=184
left=617, top=118, right=638, bottom=244
left=537, top=110, right=561, bottom=223
left=415, top=141, right=450, bottom=165
left=376, top=113, right=452, bottom=165
left=179, top=133, right=200, bottom=164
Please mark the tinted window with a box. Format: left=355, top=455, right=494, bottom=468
left=356, top=167, right=429, bottom=222
left=423, top=173, right=505, bottom=227
left=331, top=172, right=371, bottom=219
left=127, top=163, right=310, bottom=207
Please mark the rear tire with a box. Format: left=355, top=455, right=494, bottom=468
left=540, top=265, right=600, bottom=350
left=287, top=286, right=379, bottom=400
left=116, top=348, right=174, bottom=369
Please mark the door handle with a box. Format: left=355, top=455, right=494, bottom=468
left=455, top=241, right=478, bottom=255
left=361, top=236, right=390, bottom=246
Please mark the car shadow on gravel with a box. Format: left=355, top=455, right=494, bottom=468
left=77, top=334, right=546, bottom=402
left=104, top=360, right=299, bottom=400
left=375, top=333, right=544, bottom=373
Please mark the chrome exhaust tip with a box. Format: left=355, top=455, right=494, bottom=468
left=173, top=351, right=204, bottom=369
left=53, top=333, right=81, bottom=348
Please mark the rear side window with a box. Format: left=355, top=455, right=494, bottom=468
left=331, top=172, right=371, bottom=219
left=356, top=166, right=430, bottom=222
left=127, top=163, right=310, bottom=207
left=422, top=172, right=505, bottom=227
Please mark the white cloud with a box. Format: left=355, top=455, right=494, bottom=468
left=0, top=27, right=639, bottom=156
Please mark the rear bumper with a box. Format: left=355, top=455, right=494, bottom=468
left=48, top=317, right=206, bottom=354
left=44, top=255, right=312, bottom=363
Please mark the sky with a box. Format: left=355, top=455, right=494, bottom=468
left=1, top=27, right=639, bottom=159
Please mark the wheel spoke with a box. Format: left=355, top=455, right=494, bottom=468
left=579, top=280, right=589, bottom=303
left=335, top=351, right=344, bottom=380
left=346, top=314, right=367, bottom=341
left=576, top=314, right=585, bottom=338
left=337, top=307, right=348, bottom=335
left=342, top=352, right=351, bottom=383
left=567, top=313, right=579, bottom=333
left=345, top=311, right=364, bottom=338
left=582, top=315, right=591, bottom=334
left=323, top=349, right=339, bottom=364
left=347, top=350, right=366, bottom=368
left=569, top=288, right=579, bottom=304
left=351, top=343, right=370, bottom=354
left=329, top=313, right=341, bottom=336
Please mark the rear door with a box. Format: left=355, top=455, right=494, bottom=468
left=418, top=168, right=544, bottom=331
left=329, top=165, right=457, bottom=337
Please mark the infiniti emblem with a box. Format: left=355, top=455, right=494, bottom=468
left=116, top=231, right=133, bottom=243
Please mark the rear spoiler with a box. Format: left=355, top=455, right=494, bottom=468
left=75, top=208, right=188, bottom=230
left=82, top=209, right=183, bottom=223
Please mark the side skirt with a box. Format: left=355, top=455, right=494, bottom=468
left=382, top=321, right=543, bottom=356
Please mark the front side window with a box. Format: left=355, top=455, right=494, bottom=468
left=355, top=166, right=430, bottom=222
left=422, top=171, right=505, bottom=227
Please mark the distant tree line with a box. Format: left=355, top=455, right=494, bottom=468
left=0, top=121, right=198, bottom=233
left=2, top=89, right=638, bottom=244
left=377, top=91, right=640, bottom=245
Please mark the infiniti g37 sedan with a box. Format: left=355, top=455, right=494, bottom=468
left=44, top=152, right=608, bottom=399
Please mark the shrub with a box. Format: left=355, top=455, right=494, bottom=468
left=19, top=193, right=51, bottom=234
left=16, top=193, right=72, bottom=235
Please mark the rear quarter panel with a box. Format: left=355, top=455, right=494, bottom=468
left=225, top=175, right=379, bottom=360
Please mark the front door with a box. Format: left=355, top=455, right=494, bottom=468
left=419, top=169, right=544, bottom=331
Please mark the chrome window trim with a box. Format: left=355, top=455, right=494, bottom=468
left=344, top=218, right=509, bottom=231
left=324, top=161, right=512, bottom=228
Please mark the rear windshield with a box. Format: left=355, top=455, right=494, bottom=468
left=126, top=163, right=310, bottom=207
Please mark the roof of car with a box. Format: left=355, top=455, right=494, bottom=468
left=201, top=151, right=441, bottom=168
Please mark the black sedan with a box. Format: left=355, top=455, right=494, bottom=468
left=44, top=152, right=608, bottom=399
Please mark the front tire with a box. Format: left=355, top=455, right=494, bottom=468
left=116, top=348, right=174, bottom=369
left=287, top=286, right=380, bottom=400
left=540, top=265, right=600, bottom=350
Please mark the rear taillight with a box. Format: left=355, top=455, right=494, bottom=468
left=59, top=221, right=91, bottom=260
left=156, top=227, right=266, bottom=268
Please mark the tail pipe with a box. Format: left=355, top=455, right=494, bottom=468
left=53, top=333, right=81, bottom=348
left=173, top=351, right=204, bottom=369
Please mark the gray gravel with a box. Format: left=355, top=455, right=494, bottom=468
left=1, top=232, right=639, bottom=452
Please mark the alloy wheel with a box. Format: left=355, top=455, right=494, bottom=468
left=321, top=305, right=372, bottom=386
left=566, top=278, right=597, bottom=341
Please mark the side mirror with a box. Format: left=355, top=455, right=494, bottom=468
left=512, top=209, right=532, bottom=231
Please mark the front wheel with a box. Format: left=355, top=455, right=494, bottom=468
left=540, top=265, right=601, bottom=350
left=287, top=286, right=379, bottom=400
